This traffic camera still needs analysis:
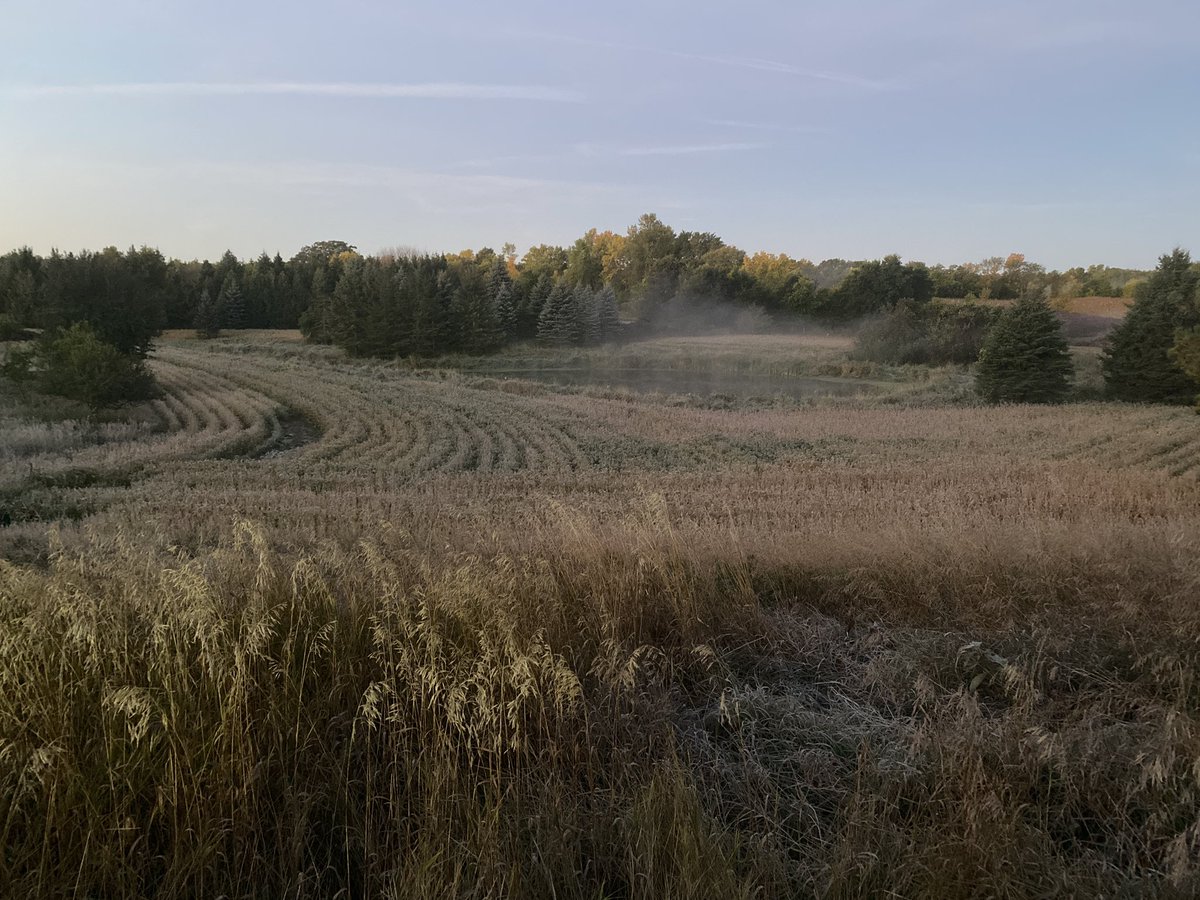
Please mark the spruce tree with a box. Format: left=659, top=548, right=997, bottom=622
left=1102, top=249, right=1200, bottom=403
left=537, top=281, right=575, bottom=345
left=596, top=284, right=621, bottom=340
left=451, top=272, right=503, bottom=354
left=408, top=262, right=450, bottom=356
left=299, top=267, right=333, bottom=342
left=218, top=276, right=245, bottom=330
left=1171, top=328, right=1200, bottom=409
left=329, top=260, right=372, bottom=356
left=489, top=258, right=517, bottom=339
left=522, top=273, right=554, bottom=338
left=975, top=295, right=1073, bottom=403
left=494, top=280, right=517, bottom=339
left=193, top=287, right=221, bottom=339
left=576, top=284, right=601, bottom=345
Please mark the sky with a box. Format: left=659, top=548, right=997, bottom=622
left=1, top=0, right=1197, bottom=269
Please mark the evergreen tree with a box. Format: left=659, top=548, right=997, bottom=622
left=596, top=285, right=621, bottom=340
left=299, top=267, right=333, bottom=342
left=218, top=275, right=245, bottom=329
left=489, top=259, right=518, bottom=338
left=451, top=268, right=503, bottom=354
left=495, top=282, right=517, bottom=338
left=193, top=287, right=221, bottom=339
left=244, top=253, right=276, bottom=328
left=1171, top=328, right=1200, bottom=410
left=520, top=274, right=554, bottom=338
left=537, top=281, right=575, bottom=345
left=1102, top=249, right=1200, bottom=403
left=329, top=260, right=372, bottom=356
left=576, top=284, right=601, bottom=345
left=975, top=295, right=1073, bottom=403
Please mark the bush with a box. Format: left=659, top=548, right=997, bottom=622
left=975, top=296, right=1072, bottom=403
left=0, top=323, right=156, bottom=409
left=853, top=300, right=999, bottom=365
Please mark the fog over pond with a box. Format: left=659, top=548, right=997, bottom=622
left=486, top=367, right=887, bottom=401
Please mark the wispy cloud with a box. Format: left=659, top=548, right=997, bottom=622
left=447, top=141, right=769, bottom=170
left=172, top=160, right=593, bottom=197
left=700, top=118, right=833, bottom=135
left=2, top=82, right=584, bottom=102
left=508, top=29, right=903, bottom=92
left=607, top=141, right=769, bottom=157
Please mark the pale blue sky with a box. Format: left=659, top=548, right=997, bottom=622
left=1, top=1, right=1197, bottom=268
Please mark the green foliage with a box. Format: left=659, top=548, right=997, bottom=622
left=1102, top=249, right=1200, bottom=403
left=854, top=300, right=1000, bottom=366
left=493, top=276, right=517, bottom=338
left=0, top=225, right=1169, bottom=359
left=821, top=255, right=934, bottom=318
left=975, top=296, right=1073, bottom=403
left=450, top=264, right=504, bottom=354
left=0, top=322, right=155, bottom=409
left=219, top=275, right=245, bottom=329
left=613, top=213, right=683, bottom=313
left=193, top=287, right=221, bottom=339
left=291, top=239, right=357, bottom=266
left=597, top=285, right=621, bottom=338
left=535, top=282, right=625, bottom=347
left=1169, top=327, right=1200, bottom=409
left=0, top=313, right=26, bottom=341
left=537, top=282, right=578, bottom=345
left=37, top=247, right=166, bottom=356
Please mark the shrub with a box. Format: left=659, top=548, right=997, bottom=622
left=853, top=300, right=999, bottom=365
left=975, top=296, right=1072, bottom=403
left=0, top=322, right=155, bottom=409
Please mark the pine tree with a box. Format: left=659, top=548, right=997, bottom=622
left=975, top=295, right=1073, bottom=403
left=1102, top=249, right=1200, bottom=403
left=193, top=287, right=221, bottom=339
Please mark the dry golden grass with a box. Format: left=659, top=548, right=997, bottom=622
left=940, top=296, right=1131, bottom=318
left=2, top=333, right=1199, bottom=898
left=1057, top=295, right=1133, bottom=318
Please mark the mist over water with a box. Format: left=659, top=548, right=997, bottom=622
left=638, top=294, right=776, bottom=336
left=489, top=367, right=883, bottom=401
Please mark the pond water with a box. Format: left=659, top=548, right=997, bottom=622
left=483, top=368, right=887, bottom=401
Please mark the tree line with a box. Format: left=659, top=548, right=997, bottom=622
left=0, top=213, right=1159, bottom=356
left=1, top=215, right=1197, bottom=409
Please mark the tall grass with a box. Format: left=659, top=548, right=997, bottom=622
left=2, top=514, right=1199, bottom=898
left=3, top=333, right=1200, bottom=896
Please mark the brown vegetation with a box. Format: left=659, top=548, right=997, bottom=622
left=1, top=332, right=1199, bottom=898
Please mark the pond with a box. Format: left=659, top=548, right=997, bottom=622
left=482, top=368, right=887, bottom=401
